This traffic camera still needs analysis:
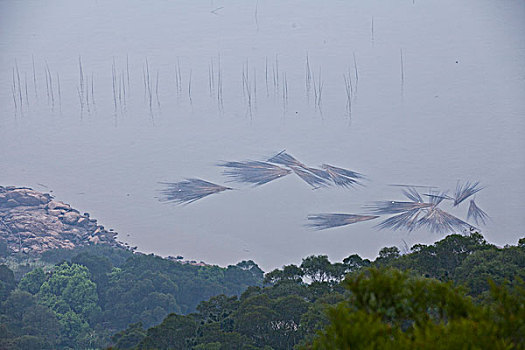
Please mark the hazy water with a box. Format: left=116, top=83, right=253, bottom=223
left=1, top=0, right=524, bottom=271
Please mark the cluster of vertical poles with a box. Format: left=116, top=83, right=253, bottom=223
left=10, top=51, right=407, bottom=120
left=78, top=56, right=96, bottom=117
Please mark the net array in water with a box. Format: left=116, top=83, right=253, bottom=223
left=158, top=179, right=232, bottom=205
left=159, top=150, right=364, bottom=205
left=158, top=152, right=487, bottom=235
left=308, top=182, right=487, bottom=234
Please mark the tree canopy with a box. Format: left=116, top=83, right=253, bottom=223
left=0, top=232, right=523, bottom=349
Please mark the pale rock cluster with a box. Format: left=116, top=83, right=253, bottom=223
left=0, top=186, right=126, bottom=254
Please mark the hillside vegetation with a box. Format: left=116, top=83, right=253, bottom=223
left=111, top=232, right=523, bottom=350
left=1, top=232, right=523, bottom=349
left=0, top=246, right=263, bottom=349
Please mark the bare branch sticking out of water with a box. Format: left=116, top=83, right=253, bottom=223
left=46, top=63, right=54, bottom=109
left=145, top=58, right=152, bottom=112
left=32, top=55, right=38, bottom=99
left=282, top=72, right=288, bottom=112
left=15, top=62, right=22, bottom=110
left=56, top=72, right=61, bottom=110
left=371, top=17, right=374, bottom=44
left=217, top=54, right=224, bottom=112
left=90, top=73, right=95, bottom=106
left=307, top=213, right=379, bottom=230
left=316, top=67, right=323, bottom=110
left=305, top=54, right=312, bottom=103
left=275, top=54, right=279, bottom=92
left=454, top=181, right=483, bottom=206
left=265, top=56, right=269, bottom=97
left=467, top=199, right=489, bottom=225
left=343, top=72, right=352, bottom=116
left=24, top=73, right=29, bottom=107
left=11, top=68, right=18, bottom=111
left=254, top=0, right=259, bottom=31
left=159, top=179, right=232, bottom=205
left=220, top=161, right=291, bottom=186
left=126, top=54, right=130, bottom=89
left=400, top=48, right=404, bottom=96
left=112, top=58, right=117, bottom=112
left=156, top=70, right=161, bottom=108
left=188, top=69, right=192, bottom=105
left=353, top=52, right=359, bottom=93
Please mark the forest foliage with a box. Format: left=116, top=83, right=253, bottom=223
left=0, top=246, right=263, bottom=349
left=0, top=232, right=524, bottom=349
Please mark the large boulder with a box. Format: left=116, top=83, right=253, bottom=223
left=6, top=188, right=49, bottom=207
left=61, top=211, right=81, bottom=225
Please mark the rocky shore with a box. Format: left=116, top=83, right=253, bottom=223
left=0, top=186, right=127, bottom=254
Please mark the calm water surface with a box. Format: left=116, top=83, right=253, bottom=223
left=1, top=0, right=524, bottom=270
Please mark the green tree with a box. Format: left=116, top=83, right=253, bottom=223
left=18, top=267, right=46, bottom=295
left=58, top=310, right=90, bottom=347
left=110, top=322, right=147, bottom=349
left=137, top=313, right=198, bottom=350
left=375, top=246, right=401, bottom=265
left=102, top=266, right=180, bottom=329
left=0, top=264, right=16, bottom=301
left=71, top=252, right=113, bottom=287
left=329, top=262, right=347, bottom=283
left=307, top=267, right=524, bottom=349
left=271, top=295, right=309, bottom=348
left=232, top=293, right=278, bottom=347
left=36, top=262, right=100, bottom=347
left=0, top=290, right=60, bottom=349
left=194, top=322, right=259, bottom=349
left=2, top=290, right=38, bottom=330
left=264, top=264, right=304, bottom=285
left=300, top=255, right=333, bottom=283
left=454, top=245, right=525, bottom=296
left=11, top=335, right=52, bottom=350
left=0, top=238, right=9, bottom=257
left=518, top=237, right=525, bottom=249
left=197, top=294, right=239, bottom=324
left=38, top=262, right=100, bottom=320
left=342, top=254, right=371, bottom=272
left=297, top=293, right=345, bottom=348
left=381, top=232, right=495, bottom=282
left=21, top=304, right=60, bottom=343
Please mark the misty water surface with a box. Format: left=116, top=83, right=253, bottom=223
left=0, top=0, right=524, bottom=271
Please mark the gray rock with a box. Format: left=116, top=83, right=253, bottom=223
left=61, top=211, right=81, bottom=225
left=0, top=186, right=126, bottom=254
left=77, top=217, right=88, bottom=226
left=88, top=236, right=101, bottom=244
left=47, top=200, right=71, bottom=211
left=47, top=209, right=64, bottom=216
